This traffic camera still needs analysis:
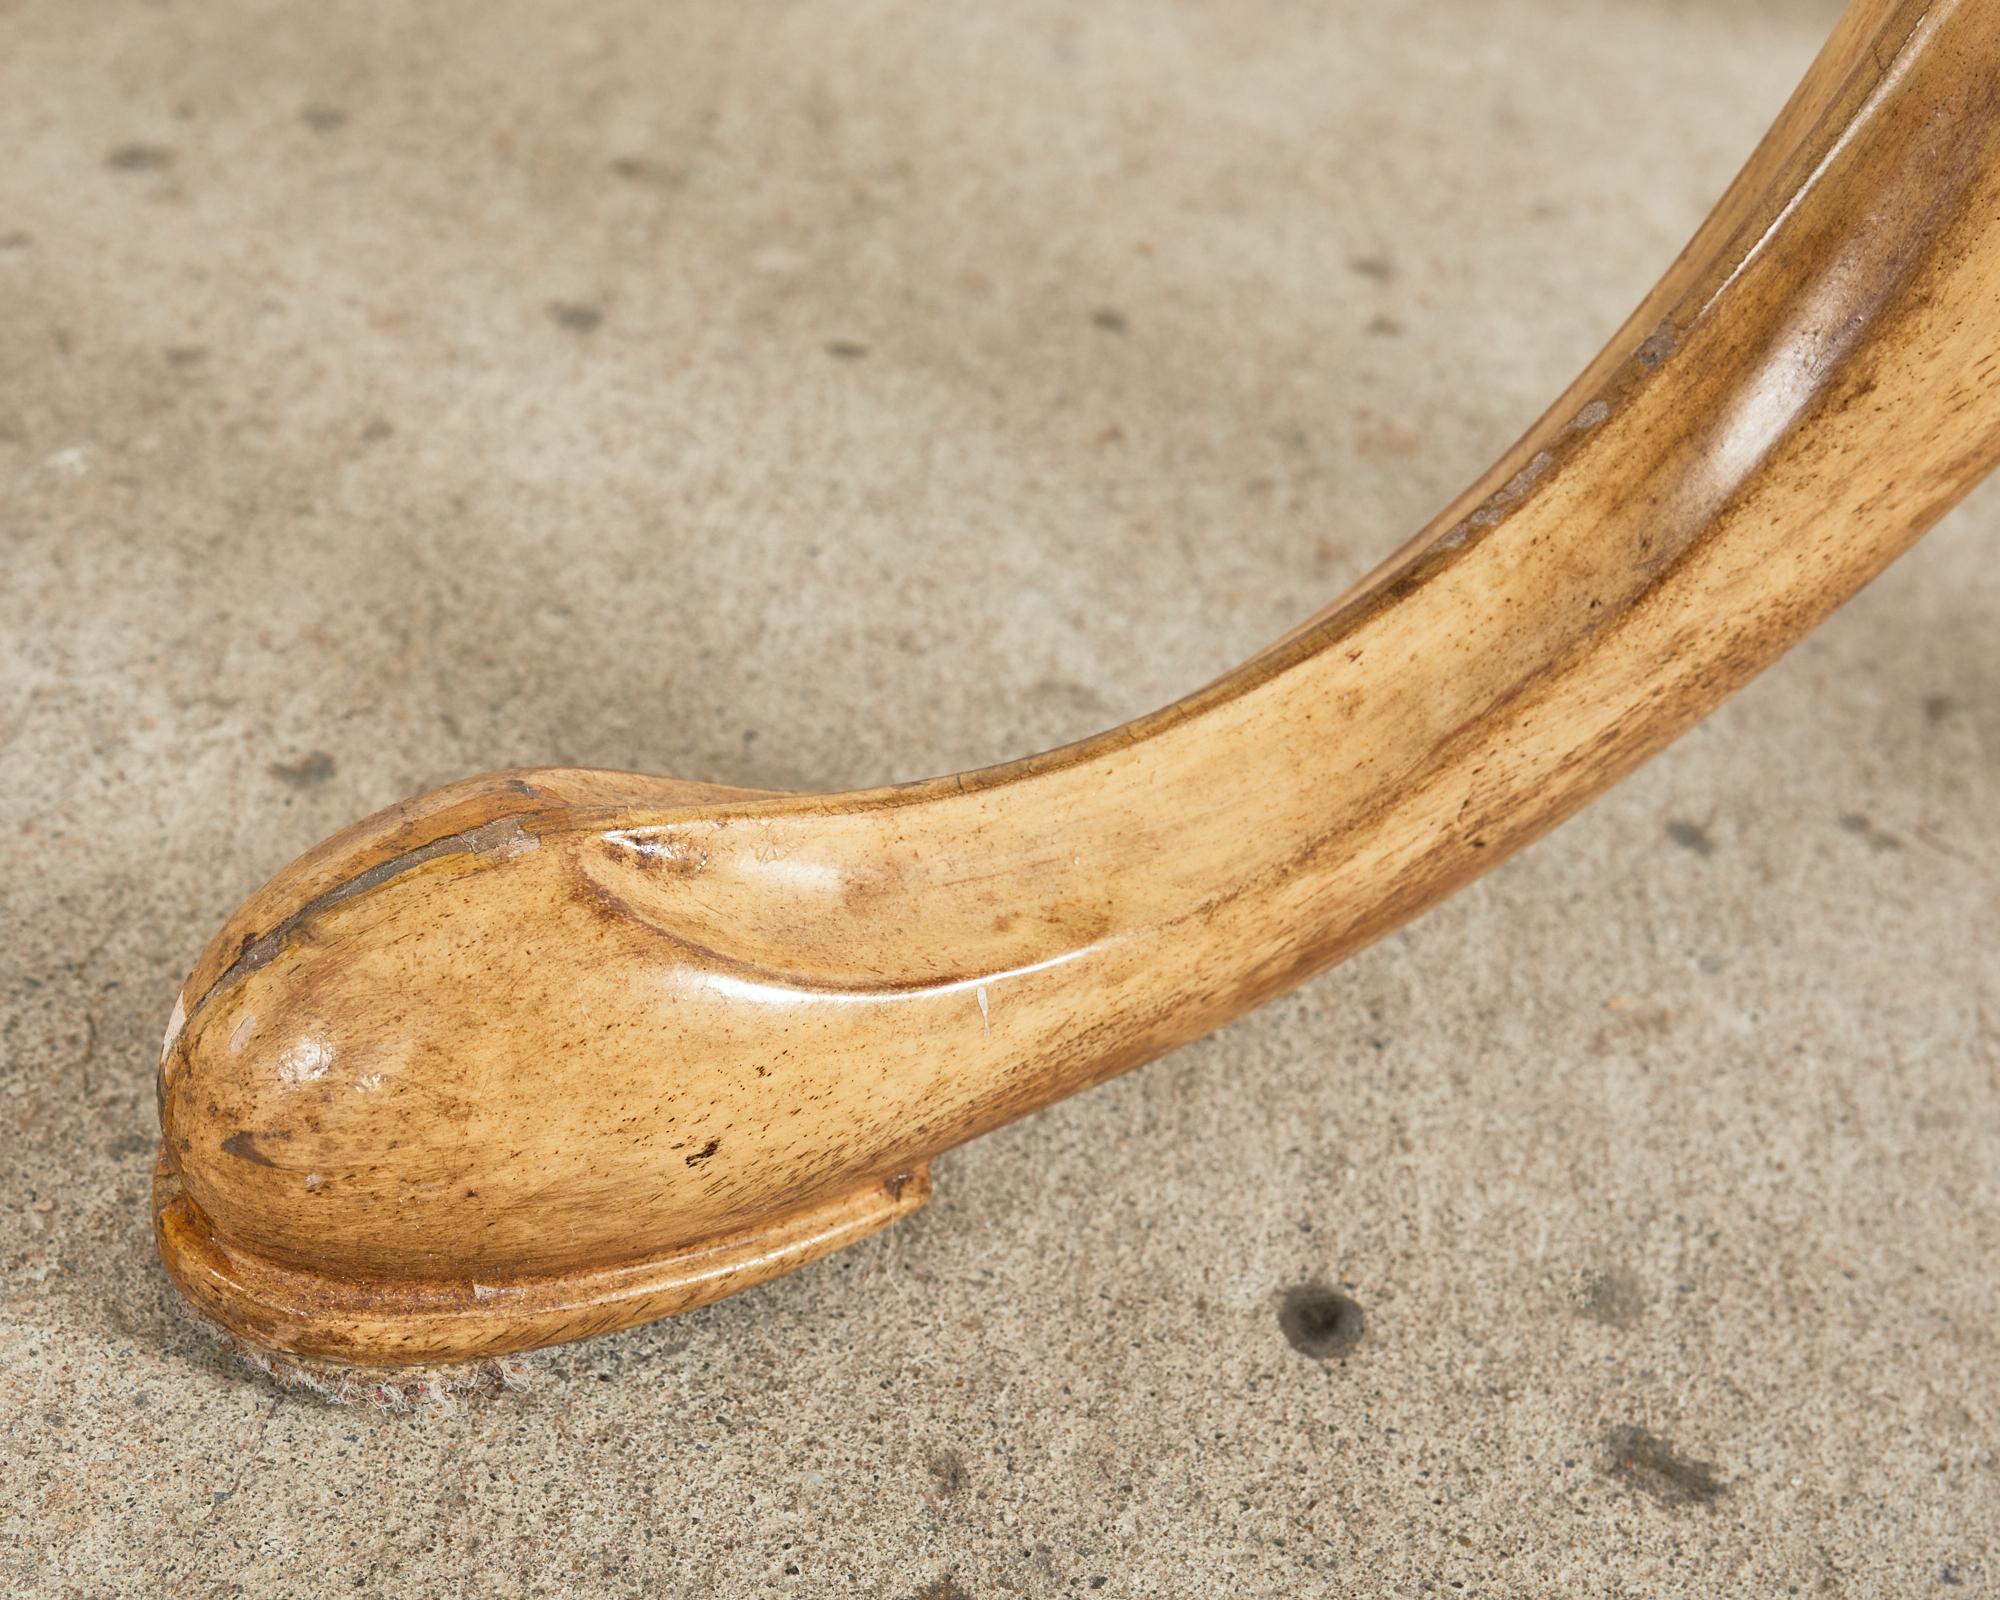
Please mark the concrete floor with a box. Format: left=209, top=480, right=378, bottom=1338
left=4, top=0, right=1997, bottom=1593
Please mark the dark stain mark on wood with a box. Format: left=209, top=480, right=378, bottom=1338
left=221, top=1131, right=285, bottom=1167
left=685, top=1138, right=720, bottom=1167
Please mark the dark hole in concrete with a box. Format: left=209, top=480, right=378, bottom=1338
left=1664, top=818, right=1715, bottom=856
left=105, top=144, right=176, bottom=172
left=1603, top=1425, right=1725, bottom=1506
left=268, top=751, right=336, bottom=788
left=1278, top=1284, right=1365, bottom=1360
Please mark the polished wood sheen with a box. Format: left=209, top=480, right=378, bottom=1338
left=156, top=0, right=2000, bottom=1368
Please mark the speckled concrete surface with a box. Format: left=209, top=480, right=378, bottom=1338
left=3, top=0, right=1997, bottom=1593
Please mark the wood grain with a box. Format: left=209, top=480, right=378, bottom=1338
left=156, top=0, right=2000, bottom=1367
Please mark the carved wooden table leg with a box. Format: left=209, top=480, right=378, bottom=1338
left=155, top=0, right=2000, bottom=1373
